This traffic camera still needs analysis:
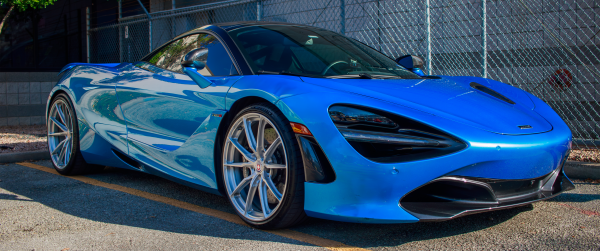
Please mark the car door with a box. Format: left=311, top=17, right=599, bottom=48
left=115, top=33, right=242, bottom=189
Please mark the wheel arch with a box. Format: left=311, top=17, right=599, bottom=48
left=214, top=96, right=277, bottom=195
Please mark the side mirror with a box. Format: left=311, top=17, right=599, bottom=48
left=181, top=48, right=212, bottom=88
left=396, top=55, right=426, bottom=77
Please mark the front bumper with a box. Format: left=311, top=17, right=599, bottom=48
left=399, top=163, right=575, bottom=221
left=277, top=91, right=573, bottom=224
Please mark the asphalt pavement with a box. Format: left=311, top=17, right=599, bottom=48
left=0, top=160, right=598, bottom=250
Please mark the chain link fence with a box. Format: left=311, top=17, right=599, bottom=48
left=88, top=0, right=600, bottom=148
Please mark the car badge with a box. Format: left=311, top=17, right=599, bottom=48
left=256, top=163, right=261, bottom=172
left=351, top=59, right=358, bottom=67
left=518, top=125, right=533, bottom=129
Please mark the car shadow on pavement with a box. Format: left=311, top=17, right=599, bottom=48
left=292, top=205, right=533, bottom=248
left=0, top=161, right=535, bottom=248
left=0, top=193, right=34, bottom=201
left=548, top=193, right=600, bottom=203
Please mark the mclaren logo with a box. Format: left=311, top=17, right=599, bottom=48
left=518, top=125, right=533, bottom=129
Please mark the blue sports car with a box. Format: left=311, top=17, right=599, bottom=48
left=47, top=21, right=574, bottom=229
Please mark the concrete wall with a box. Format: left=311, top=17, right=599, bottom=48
left=0, top=72, right=60, bottom=126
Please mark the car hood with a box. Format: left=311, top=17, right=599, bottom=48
left=299, top=76, right=552, bottom=135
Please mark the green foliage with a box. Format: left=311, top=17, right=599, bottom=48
left=1, top=0, right=58, bottom=11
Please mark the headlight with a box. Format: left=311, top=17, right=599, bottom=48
left=329, top=105, right=467, bottom=163
left=329, top=106, right=398, bottom=128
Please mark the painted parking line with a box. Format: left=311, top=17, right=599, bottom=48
left=16, top=162, right=367, bottom=251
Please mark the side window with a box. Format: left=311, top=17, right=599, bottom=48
left=147, top=33, right=238, bottom=76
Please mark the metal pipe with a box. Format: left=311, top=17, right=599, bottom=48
left=257, top=0, right=262, bottom=21
left=136, top=0, right=152, bottom=51
left=172, top=0, right=175, bottom=39
left=86, top=7, right=90, bottom=63
left=340, top=0, right=345, bottom=35
left=426, top=0, right=431, bottom=75
left=118, top=0, right=123, bottom=63
left=377, top=0, right=381, bottom=51
left=481, top=0, right=487, bottom=78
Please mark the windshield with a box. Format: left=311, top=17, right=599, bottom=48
left=228, top=25, right=421, bottom=79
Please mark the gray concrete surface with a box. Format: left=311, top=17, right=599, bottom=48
left=0, top=150, right=49, bottom=164
left=565, top=161, right=600, bottom=180
left=0, top=160, right=598, bottom=250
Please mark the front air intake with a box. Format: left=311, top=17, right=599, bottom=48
left=400, top=164, right=575, bottom=221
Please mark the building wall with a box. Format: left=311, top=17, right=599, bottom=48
left=0, top=73, right=59, bottom=126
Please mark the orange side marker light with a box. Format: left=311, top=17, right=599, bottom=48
left=290, top=122, right=312, bottom=136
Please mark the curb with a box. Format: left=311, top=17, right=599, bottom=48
left=1, top=150, right=599, bottom=179
left=0, top=150, right=50, bottom=163
left=564, top=161, right=600, bottom=180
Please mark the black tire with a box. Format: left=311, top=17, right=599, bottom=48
left=222, top=102, right=307, bottom=229
left=47, top=93, right=104, bottom=175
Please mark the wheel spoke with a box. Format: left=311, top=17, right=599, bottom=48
left=243, top=117, right=257, bottom=153
left=48, top=131, right=69, bottom=137
left=51, top=139, right=67, bottom=155
left=231, top=175, right=253, bottom=196
left=56, top=104, right=68, bottom=126
left=265, top=163, right=286, bottom=169
left=228, top=137, right=255, bottom=161
left=244, top=175, right=260, bottom=215
left=263, top=173, right=282, bottom=201
left=224, top=162, right=251, bottom=168
left=62, top=138, right=71, bottom=164
left=258, top=179, right=270, bottom=217
left=50, top=117, right=69, bottom=132
left=57, top=140, right=68, bottom=164
left=264, top=137, right=281, bottom=160
left=256, top=118, right=265, bottom=158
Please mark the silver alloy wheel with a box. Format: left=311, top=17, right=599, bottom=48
left=223, top=113, right=288, bottom=221
left=48, top=99, right=74, bottom=169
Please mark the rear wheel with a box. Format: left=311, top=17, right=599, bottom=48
left=47, top=93, right=103, bottom=175
left=222, top=103, right=306, bottom=229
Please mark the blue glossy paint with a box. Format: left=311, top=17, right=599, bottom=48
left=48, top=22, right=572, bottom=224
left=412, top=68, right=425, bottom=77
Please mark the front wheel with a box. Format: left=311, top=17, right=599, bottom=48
left=222, top=103, right=306, bottom=229
left=47, top=93, right=103, bottom=175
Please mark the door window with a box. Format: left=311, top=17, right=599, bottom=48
left=146, top=33, right=238, bottom=76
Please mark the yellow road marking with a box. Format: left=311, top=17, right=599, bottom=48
left=16, top=162, right=368, bottom=251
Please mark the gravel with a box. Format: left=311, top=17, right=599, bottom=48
left=569, top=149, right=600, bottom=163
left=0, top=125, right=47, bottom=154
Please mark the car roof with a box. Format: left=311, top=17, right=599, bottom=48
left=213, top=21, right=317, bottom=31
left=178, top=21, right=322, bottom=37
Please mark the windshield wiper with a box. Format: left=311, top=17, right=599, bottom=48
left=328, top=74, right=403, bottom=79
left=257, top=70, right=324, bottom=78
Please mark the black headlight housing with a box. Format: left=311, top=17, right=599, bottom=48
left=329, top=105, right=467, bottom=163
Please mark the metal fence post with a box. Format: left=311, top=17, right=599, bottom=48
left=426, top=0, right=432, bottom=75
left=118, top=1, right=123, bottom=63
left=377, top=0, right=381, bottom=51
left=257, top=0, right=262, bottom=21
left=481, top=0, right=487, bottom=78
left=86, top=7, right=90, bottom=63
left=172, top=0, right=176, bottom=39
left=136, top=0, right=152, bottom=51
left=340, top=0, right=345, bottom=35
